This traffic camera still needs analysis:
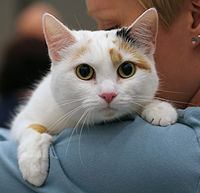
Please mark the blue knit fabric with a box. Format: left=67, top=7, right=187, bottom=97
left=0, top=107, right=200, bottom=193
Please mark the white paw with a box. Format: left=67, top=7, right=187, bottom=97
left=141, top=100, right=178, bottom=126
left=18, top=129, right=52, bottom=186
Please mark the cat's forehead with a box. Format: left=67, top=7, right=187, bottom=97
left=75, top=30, right=122, bottom=54
left=72, top=30, right=121, bottom=60
left=68, top=30, right=151, bottom=71
left=77, top=29, right=117, bottom=42
left=70, top=30, right=151, bottom=72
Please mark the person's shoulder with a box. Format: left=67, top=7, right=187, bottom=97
left=50, top=107, right=200, bottom=193
left=0, top=127, right=10, bottom=140
left=178, top=107, right=200, bottom=128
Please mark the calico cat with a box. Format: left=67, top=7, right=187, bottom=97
left=11, top=8, right=177, bottom=186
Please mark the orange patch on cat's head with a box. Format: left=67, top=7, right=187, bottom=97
left=72, top=46, right=87, bottom=62
left=118, top=41, right=151, bottom=72
left=87, top=39, right=92, bottom=43
left=134, top=53, right=152, bottom=72
left=109, top=48, right=123, bottom=66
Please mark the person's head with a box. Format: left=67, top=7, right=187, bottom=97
left=16, top=2, right=60, bottom=39
left=86, top=0, right=200, bottom=108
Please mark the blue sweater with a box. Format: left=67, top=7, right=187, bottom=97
left=0, top=107, right=200, bottom=193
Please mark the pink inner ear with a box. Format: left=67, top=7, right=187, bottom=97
left=43, top=14, right=76, bottom=62
left=128, top=9, right=158, bottom=54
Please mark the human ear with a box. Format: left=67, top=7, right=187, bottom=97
left=190, top=0, right=200, bottom=46
left=42, top=13, right=76, bottom=63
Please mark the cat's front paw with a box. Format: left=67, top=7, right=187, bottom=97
left=141, top=100, right=178, bottom=126
left=18, top=130, right=52, bottom=186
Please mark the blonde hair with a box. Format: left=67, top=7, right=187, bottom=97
left=138, top=0, right=186, bottom=28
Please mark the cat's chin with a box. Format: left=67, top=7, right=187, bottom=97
left=99, top=107, right=118, bottom=120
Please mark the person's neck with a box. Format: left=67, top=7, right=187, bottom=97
left=189, top=88, right=200, bottom=107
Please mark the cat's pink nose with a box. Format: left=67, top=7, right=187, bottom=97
left=100, top=92, right=117, bottom=104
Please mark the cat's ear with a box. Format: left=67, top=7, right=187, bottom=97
left=117, top=8, right=158, bottom=55
left=43, top=13, right=76, bottom=63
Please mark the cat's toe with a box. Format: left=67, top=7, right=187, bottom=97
left=142, top=100, right=178, bottom=126
left=18, top=132, right=52, bottom=186
left=21, top=166, right=48, bottom=186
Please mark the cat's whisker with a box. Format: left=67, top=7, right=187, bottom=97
left=57, top=97, right=88, bottom=107
left=129, top=94, right=153, bottom=98
left=156, top=89, right=186, bottom=94
left=156, top=72, right=168, bottom=80
left=89, top=110, right=95, bottom=126
left=78, top=109, right=90, bottom=167
left=65, top=109, right=89, bottom=156
left=153, top=97, right=196, bottom=106
left=129, top=95, right=195, bottom=106
left=82, top=102, right=101, bottom=110
left=59, top=96, right=89, bottom=102
left=117, top=97, right=146, bottom=107
left=49, top=106, right=82, bottom=129
left=74, top=15, right=82, bottom=30
left=129, top=101, right=145, bottom=108
left=125, top=107, right=139, bottom=116
left=87, top=111, right=93, bottom=126
left=58, top=100, right=82, bottom=107
left=48, top=106, right=83, bottom=132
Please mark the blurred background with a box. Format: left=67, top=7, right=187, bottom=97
left=0, top=0, right=97, bottom=128
left=0, top=0, right=97, bottom=63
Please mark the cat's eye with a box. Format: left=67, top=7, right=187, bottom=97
left=117, top=61, right=136, bottom=78
left=76, top=64, right=94, bottom=80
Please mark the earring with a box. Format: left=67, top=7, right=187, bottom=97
left=191, top=37, right=198, bottom=45
left=192, top=35, right=200, bottom=45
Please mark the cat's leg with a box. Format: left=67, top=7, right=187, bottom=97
left=141, top=99, right=178, bottom=126
left=10, top=76, right=60, bottom=186
left=14, top=122, right=52, bottom=186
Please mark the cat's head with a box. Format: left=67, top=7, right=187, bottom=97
left=43, top=8, right=159, bottom=123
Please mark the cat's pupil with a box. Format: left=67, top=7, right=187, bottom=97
left=121, top=62, right=133, bottom=75
left=79, top=64, right=91, bottom=77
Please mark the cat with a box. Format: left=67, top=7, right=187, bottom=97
left=11, top=8, right=177, bottom=186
